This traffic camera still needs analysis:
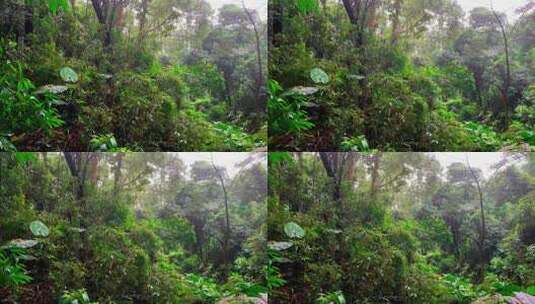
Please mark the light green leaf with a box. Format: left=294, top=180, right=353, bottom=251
left=296, top=0, right=318, bottom=14
left=30, top=220, right=49, bottom=237
left=109, top=137, right=117, bottom=147
left=268, top=241, right=294, bottom=251
left=268, top=152, right=293, bottom=165
left=284, top=222, right=305, bottom=239
left=8, top=239, right=39, bottom=249
left=338, top=293, right=346, bottom=304
left=289, top=86, right=319, bottom=96
left=48, top=0, right=58, bottom=13
left=347, top=74, right=365, bottom=80
left=310, top=68, right=330, bottom=84
left=35, top=85, right=69, bottom=94
left=47, top=0, right=70, bottom=14
left=60, top=67, right=79, bottom=83
left=15, top=152, right=37, bottom=163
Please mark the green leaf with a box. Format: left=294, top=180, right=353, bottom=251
left=35, top=85, right=69, bottom=94
left=310, top=68, right=330, bottom=84
left=284, top=222, right=305, bottom=239
left=347, top=74, right=365, bottom=80
left=268, top=241, right=294, bottom=251
left=495, top=283, right=522, bottom=296
left=269, top=152, right=293, bottom=165
left=8, top=239, right=39, bottom=249
left=526, top=286, right=535, bottom=296
left=337, top=293, right=346, bottom=304
left=48, top=0, right=58, bottom=13
left=30, top=220, right=49, bottom=237
left=109, top=137, right=117, bottom=147
left=296, top=0, right=318, bottom=14
left=60, top=67, right=78, bottom=83
left=15, top=152, right=37, bottom=163
left=47, top=0, right=70, bottom=14
left=289, top=86, right=319, bottom=96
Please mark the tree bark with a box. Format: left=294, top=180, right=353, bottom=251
left=490, top=2, right=511, bottom=124
left=269, top=0, right=283, bottom=46
left=242, top=3, right=265, bottom=119
left=137, top=0, right=150, bottom=43
left=391, top=0, right=402, bottom=45
left=320, top=152, right=342, bottom=202
left=113, top=152, right=124, bottom=197
left=370, top=153, right=381, bottom=199
left=63, top=152, right=91, bottom=273
left=211, top=154, right=231, bottom=274
left=466, top=155, right=486, bottom=282
left=90, top=0, right=128, bottom=49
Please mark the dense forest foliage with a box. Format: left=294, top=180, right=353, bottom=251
left=0, top=0, right=267, bottom=152
left=268, top=152, right=535, bottom=303
left=269, top=0, right=535, bottom=151
left=0, top=152, right=267, bottom=303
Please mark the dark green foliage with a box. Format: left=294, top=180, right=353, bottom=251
left=0, top=153, right=267, bottom=303
left=269, top=0, right=535, bottom=151
left=0, top=0, right=266, bottom=151
left=0, top=247, right=32, bottom=288
left=0, top=41, right=64, bottom=149
left=269, top=152, right=535, bottom=303
left=268, top=80, right=315, bottom=147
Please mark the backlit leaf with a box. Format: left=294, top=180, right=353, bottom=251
left=30, top=220, right=49, bottom=237
left=60, top=67, right=78, bottom=83
left=284, top=222, right=305, bottom=239
left=310, top=68, right=330, bottom=84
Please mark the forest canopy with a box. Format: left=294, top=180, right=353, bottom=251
left=0, top=152, right=268, bottom=303
left=0, top=0, right=267, bottom=152
left=268, top=0, right=535, bottom=151
left=269, top=152, right=535, bottom=303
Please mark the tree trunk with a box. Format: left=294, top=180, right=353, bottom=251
left=137, top=0, right=149, bottom=43
left=269, top=0, right=283, bottom=46
left=370, top=154, right=381, bottom=200
left=63, top=153, right=91, bottom=273
left=113, top=153, right=124, bottom=197
left=391, top=0, right=402, bottom=45
left=211, top=154, right=231, bottom=275
left=88, top=155, right=100, bottom=184
left=491, top=3, right=511, bottom=124
left=466, top=155, right=486, bottom=282
left=243, top=3, right=265, bottom=120
left=319, top=152, right=342, bottom=202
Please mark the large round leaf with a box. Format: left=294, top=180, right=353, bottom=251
left=284, top=222, right=305, bottom=239
left=310, top=68, right=330, bottom=84
left=30, top=220, right=49, bottom=237
left=60, top=67, right=79, bottom=83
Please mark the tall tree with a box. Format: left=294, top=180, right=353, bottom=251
left=211, top=154, right=231, bottom=273
left=242, top=2, right=265, bottom=118
left=490, top=0, right=512, bottom=123
left=319, top=152, right=360, bottom=203
left=341, top=0, right=379, bottom=46
left=466, top=154, right=486, bottom=281
left=91, top=0, right=129, bottom=48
